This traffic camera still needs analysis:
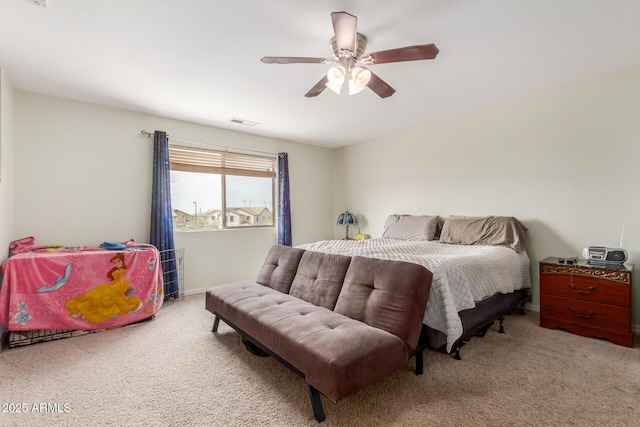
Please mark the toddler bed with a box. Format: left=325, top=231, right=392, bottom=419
left=0, top=238, right=164, bottom=347
left=297, top=215, right=532, bottom=359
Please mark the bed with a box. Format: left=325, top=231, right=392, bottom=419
left=0, top=238, right=164, bottom=347
left=297, top=215, right=532, bottom=359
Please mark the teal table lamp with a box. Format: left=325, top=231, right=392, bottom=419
left=337, top=211, right=357, bottom=240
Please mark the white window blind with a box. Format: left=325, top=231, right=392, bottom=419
left=169, top=145, right=276, bottom=178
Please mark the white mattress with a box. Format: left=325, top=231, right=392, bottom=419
left=297, top=238, right=531, bottom=352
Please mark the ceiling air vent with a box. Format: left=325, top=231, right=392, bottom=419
left=26, top=0, right=48, bottom=7
left=229, top=118, right=259, bottom=127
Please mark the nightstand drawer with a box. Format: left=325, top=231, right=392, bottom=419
left=540, top=294, right=631, bottom=333
left=540, top=274, right=630, bottom=307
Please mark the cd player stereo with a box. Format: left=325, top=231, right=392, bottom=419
left=582, top=246, right=628, bottom=265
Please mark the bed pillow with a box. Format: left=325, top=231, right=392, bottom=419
left=382, top=215, right=439, bottom=241
left=383, top=214, right=403, bottom=232
left=434, top=216, right=445, bottom=240
left=439, top=216, right=527, bottom=252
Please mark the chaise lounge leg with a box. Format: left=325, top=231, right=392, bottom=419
left=498, top=316, right=505, bottom=334
left=415, top=351, right=424, bottom=375
left=212, top=315, right=220, bottom=333
left=307, top=384, right=326, bottom=423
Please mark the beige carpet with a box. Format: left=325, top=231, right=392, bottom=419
left=1, top=293, right=638, bottom=427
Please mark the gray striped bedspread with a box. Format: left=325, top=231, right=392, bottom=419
left=297, top=238, right=531, bottom=352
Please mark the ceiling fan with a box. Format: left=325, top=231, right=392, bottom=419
left=261, top=11, right=439, bottom=98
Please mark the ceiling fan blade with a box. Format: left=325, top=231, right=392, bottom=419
left=366, top=71, right=396, bottom=98
left=304, top=76, right=329, bottom=98
left=331, top=11, right=357, bottom=53
left=261, top=57, right=331, bottom=64
left=366, top=44, right=439, bottom=64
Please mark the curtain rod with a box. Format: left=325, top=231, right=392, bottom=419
left=140, top=130, right=278, bottom=158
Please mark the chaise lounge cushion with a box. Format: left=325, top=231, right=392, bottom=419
left=206, top=281, right=408, bottom=402
left=334, top=256, right=431, bottom=353
left=255, top=245, right=305, bottom=293
left=288, top=250, right=352, bottom=310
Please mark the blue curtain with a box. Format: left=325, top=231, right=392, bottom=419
left=150, top=131, right=178, bottom=299
left=277, top=152, right=292, bottom=246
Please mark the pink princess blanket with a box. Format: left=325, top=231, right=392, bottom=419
left=0, top=241, right=164, bottom=331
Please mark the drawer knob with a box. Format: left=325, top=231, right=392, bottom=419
left=568, top=307, right=596, bottom=319
left=568, top=282, right=596, bottom=294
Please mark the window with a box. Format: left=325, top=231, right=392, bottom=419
left=169, top=145, right=276, bottom=231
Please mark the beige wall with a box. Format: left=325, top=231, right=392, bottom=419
left=13, top=92, right=336, bottom=293
left=0, top=67, right=14, bottom=341
left=334, top=66, right=640, bottom=327
left=0, top=67, right=14, bottom=263
left=8, top=66, right=640, bottom=326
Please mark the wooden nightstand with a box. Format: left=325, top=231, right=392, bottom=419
left=539, top=257, right=633, bottom=347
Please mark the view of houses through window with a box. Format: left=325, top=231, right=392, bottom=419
left=168, top=146, right=276, bottom=231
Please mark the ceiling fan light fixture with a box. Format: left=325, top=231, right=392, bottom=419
left=327, top=65, right=346, bottom=84
left=348, top=67, right=371, bottom=95
left=325, top=81, right=343, bottom=95
left=348, top=80, right=366, bottom=95
left=352, top=67, right=371, bottom=85
left=326, top=65, right=346, bottom=94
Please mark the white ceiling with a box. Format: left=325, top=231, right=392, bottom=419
left=1, top=0, right=639, bottom=149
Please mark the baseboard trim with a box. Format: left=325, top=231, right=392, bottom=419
left=184, top=287, right=209, bottom=296
left=525, top=302, right=540, bottom=312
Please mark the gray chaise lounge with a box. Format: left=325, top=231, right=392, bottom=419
left=205, top=245, right=433, bottom=422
